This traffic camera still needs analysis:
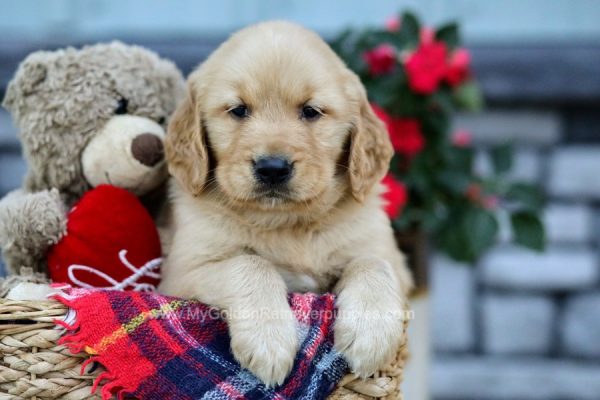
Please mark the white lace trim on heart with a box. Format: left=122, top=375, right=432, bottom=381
left=67, top=249, right=161, bottom=291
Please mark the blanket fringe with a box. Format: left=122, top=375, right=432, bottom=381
left=52, top=290, right=134, bottom=400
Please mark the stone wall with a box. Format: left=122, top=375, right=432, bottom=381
left=432, top=108, right=600, bottom=400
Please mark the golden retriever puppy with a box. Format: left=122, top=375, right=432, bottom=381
left=159, top=21, right=413, bottom=386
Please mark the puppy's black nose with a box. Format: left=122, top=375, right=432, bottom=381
left=254, top=156, right=293, bottom=185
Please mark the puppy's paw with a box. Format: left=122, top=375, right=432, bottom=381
left=229, top=309, right=299, bottom=387
left=334, top=298, right=405, bottom=377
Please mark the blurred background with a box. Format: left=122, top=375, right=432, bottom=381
left=1, top=1, right=600, bottom=399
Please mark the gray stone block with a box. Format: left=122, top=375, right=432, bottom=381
left=475, top=148, right=542, bottom=183
left=549, top=147, right=600, bottom=199
left=498, top=204, right=593, bottom=245
left=481, top=246, right=598, bottom=291
left=561, top=292, right=600, bottom=358
left=454, top=110, right=561, bottom=146
left=0, top=108, right=18, bottom=146
left=544, top=204, right=593, bottom=244
left=481, top=294, right=555, bottom=355
left=0, top=153, right=26, bottom=196
left=432, top=356, right=600, bottom=400
left=432, top=255, right=475, bottom=352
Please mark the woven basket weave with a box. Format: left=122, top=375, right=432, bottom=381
left=0, top=297, right=408, bottom=399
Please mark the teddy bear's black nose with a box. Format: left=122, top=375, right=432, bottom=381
left=131, top=133, right=164, bottom=167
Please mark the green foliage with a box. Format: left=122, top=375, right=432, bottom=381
left=439, top=207, right=499, bottom=262
left=398, top=12, right=420, bottom=47
left=453, top=81, right=483, bottom=112
left=330, top=11, right=546, bottom=263
left=435, top=23, right=460, bottom=49
left=507, top=182, right=545, bottom=210
left=490, top=143, right=513, bottom=174
left=511, top=211, right=545, bottom=251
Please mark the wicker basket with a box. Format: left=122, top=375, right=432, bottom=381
left=0, top=297, right=408, bottom=400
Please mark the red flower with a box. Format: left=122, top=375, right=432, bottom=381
left=389, top=118, right=425, bottom=156
left=420, top=27, right=435, bottom=44
left=465, top=183, right=482, bottom=203
left=445, top=48, right=471, bottom=86
left=385, top=16, right=401, bottom=32
left=363, top=44, right=396, bottom=76
left=405, top=41, right=448, bottom=94
left=452, top=129, right=472, bottom=147
left=382, top=174, right=408, bottom=219
left=372, top=104, right=425, bottom=157
left=371, top=103, right=391, bottom=126
left=465, top=183, right=498, bottom=209
left=482, top=195, right=499, bottom=210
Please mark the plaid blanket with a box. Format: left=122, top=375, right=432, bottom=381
left=54, top=288, right=349, bottom=400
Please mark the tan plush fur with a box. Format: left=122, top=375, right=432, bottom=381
left=0, top=42, right=185, bottom=274
left=159, top=21, right=413, bottom=386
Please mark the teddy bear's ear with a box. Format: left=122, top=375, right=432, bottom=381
left=2, top=53, right=49, bottom=111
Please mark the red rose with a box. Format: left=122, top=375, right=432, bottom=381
left=452, top=129, right=472, bottom=147
left=389, top=118, right=425, bottom=157
left=405, top=41, right=448, bottom=94
left=482, top=195, right=499, bottom=210
left=372, top=104, right=425, bottom=157
left=382, top=174, right=408, bottom=219
left=385, top=16, right=401, bottom=32
left=465, top=183, right=482, bottom=203
left=363, top=44, right=396, bottom=76
left=371, top=103, right=391, bottom=126
left=420, top=27, right=435, bottom=44
left=445, top=48, right=471, bottom=86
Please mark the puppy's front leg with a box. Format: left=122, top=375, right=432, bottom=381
left=160, top=255, right=298, bottom=387
left=333, top=256, right=407, bottom=377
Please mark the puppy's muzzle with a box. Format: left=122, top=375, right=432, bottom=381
left=253, top=156, right=293, bottom=186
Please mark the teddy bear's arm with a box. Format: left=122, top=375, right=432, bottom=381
left=0, top=188, right=67, bottom=274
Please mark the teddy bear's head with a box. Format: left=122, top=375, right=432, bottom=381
left=2, top=42, right=185, bottom=204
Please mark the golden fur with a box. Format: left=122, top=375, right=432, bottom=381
left=160, top=21, right=413, bottom=386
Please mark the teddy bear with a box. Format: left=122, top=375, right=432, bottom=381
left=0, top=41, right=185, bottom=276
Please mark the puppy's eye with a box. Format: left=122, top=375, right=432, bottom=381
left=158, top=116, right=166, bottom=125
left=115, top=98, right=128, bottom=115
left=229, top=105, right=249, bottom=119
left=301, top=105, right=321, bottom=120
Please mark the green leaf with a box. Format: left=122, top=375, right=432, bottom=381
left=430, top=90, right=454, bottom=115
left=390, top=83, right=427, bottom=117
left=506, top=183, right=545, bottom=210
left=447, top=147, right=475, bottom=173
left=453, top=81, right=483, bottom=112
left=438, top=224, right=469, bottom=261
left=398, top=12, right=420, bottom=47
left=438, top=207, right=499, bottom=263
left=490, top=143, right=513, bottom=174
left=435, top=22, right=460, bottom=49
left=437, top=170, right=471, bottom=194
left=369, top=30, right=404, bottom=49
left=421, top=106, right=450, bottom=137
left=464, top=208, right=499, bottom=258
left=511, top=211, right=545, bottom=251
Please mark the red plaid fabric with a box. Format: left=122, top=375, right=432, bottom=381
left=54, top=288, right=348, bottom=400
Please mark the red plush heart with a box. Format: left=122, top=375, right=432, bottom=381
left=48, top=185, right=161, bottom=291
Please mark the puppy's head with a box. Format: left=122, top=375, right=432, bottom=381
left=166, top=21, right=392, bottom=215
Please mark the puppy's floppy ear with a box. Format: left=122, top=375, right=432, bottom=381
left=165, top=83, right=209, bottom=196
left=348, top=85, right=394, bottom=202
